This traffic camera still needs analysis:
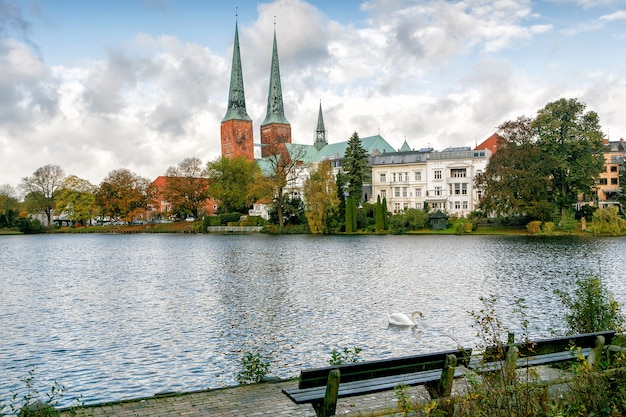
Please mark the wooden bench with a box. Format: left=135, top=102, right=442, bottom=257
left=282, top=348, right=472, bottom=417
left=469, top=330, right=616, bottom=374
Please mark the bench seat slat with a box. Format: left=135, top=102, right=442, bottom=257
left=283, top=367, right=468, bottom=404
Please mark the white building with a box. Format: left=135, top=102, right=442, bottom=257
left=370, top=147, right=491, bottom=216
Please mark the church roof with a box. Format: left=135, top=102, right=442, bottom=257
left=313, top=135, right=396, bottom=161
left=399, top=139, right=412, bottom=152
left=222, top=22, right=251, bottom=122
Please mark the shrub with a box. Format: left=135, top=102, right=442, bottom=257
left=556, top=276, right=624, bottom=334
left=542, top=221, right=555, bottom=233
left=235, top=352, right=270, bottom=384
left=328, top=347, right=362, bottom=366
left=526, top=220, right=542, bottom=234
left=3, top=368, right=65, bottom=417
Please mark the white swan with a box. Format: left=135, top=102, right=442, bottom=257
left=388, top=311, right=423, bottom=327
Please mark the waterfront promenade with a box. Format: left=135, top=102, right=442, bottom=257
left=62, top=379, right=402, bottom=417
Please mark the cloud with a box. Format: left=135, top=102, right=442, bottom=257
left=0, top=0, right=625, bottom=189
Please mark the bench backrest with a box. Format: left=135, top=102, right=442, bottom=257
left=298, top=348, right=472, bottom=389
left=516, top=330, right=615, bottom=357
left=483, top=330, right=616, bottom=360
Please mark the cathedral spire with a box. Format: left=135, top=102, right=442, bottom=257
left=314, top=101, right=327, bottom=150
left=261, top=27, right=289, bottom=126
left=222, top=21, right=251, bottom=122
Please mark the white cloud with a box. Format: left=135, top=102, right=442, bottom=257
left=0, top=0, right=625, bottom=188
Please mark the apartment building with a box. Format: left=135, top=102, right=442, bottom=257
left=370, top=147, right=491, bottom=216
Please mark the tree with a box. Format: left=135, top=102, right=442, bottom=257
left=477, top=99, right=605, bottom=220
left=476, top=117, right=551, bottom=218
left=19, top=164, right=65, bottom=225
left=304, top=160, right=340, bottom=234
left=263, top=143, right=308, bottom=226
left=56, top=175, right=96, bottom=225
left=207, top=156, right=268, bottom=214
left=342, top=132, right=369, bottom=201
left=0, top=184, right=20, bottom=228
left=164, top=157, right=210, bottom=219
left=345, top=197, right=356, bottom=233
left=95, top=169, right=154, bottom=223
left=375, top=195, right=385, bottom=232
left=533, top=98, right=605, bottom=217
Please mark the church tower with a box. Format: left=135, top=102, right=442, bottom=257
left=260, top=27, right=291, bottom=158
left=221, top=22, right=254, bottom=161
left=314, top=101, right=327, bottom=150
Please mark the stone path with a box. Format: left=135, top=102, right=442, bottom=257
left=62, top=379, right=407, bottom=417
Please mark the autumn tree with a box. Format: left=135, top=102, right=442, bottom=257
left=56, top=175, right=96, bottom=225
left=95, top=169, right=154, bottom=223
left=533, top=98, right=605, bottom=217
left=19, top=164, right=66, bottom=225
left=476, top=117, right=551, bottom=218
left=342, top=132, right=369, bottom=201
left=304, top=160, right=339, bottom=234
left=263, top=143, right=309, bottom=226
left=0, top=184, right=20, bottom=228
left=206, top=156, right=268, bottom=214
left=164, top=157, right=210, bottom=219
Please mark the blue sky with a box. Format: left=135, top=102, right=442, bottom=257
left=1, top=0, right=625, bottom=187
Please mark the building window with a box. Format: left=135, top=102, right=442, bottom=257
left=451, top=168, right=466, bottom=178
left=415, top=188, right=422, bottom=197
left=380, top=173, right=386, bottom=183
left=392, top=173, right=397, bottom=182
left=380, top=190, right=386, bottom=199
left=599, top=178, right=608, bottom=185
left=415, top=171, right=422, bottom=181
left=434, top=170, right=442, bottom=180
left=402, top=187, right=408, bottom=197
left=415, top=202, right=422, bottom=209
left=394, top=203, right=401, bottom=213
left=455, top=201, right=461, bottom=210
left=403, top=202, right=409, bottom=210
left=611, top=165, right=618, bottom=172
left=463, top=201, right=468, bottom=210
left=611, top=178, right=619, bottom=185
left=435, top=186, right=442, bottom=196
left=398, top=173, right=403, bottom=182
left=394, top=187, right=401, bottom=197
left=462, top=183, right=468, bottom=195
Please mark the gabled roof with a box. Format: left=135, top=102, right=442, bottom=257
left=475, top=133, right=500, bottom=154
left=399, top=139, right=412, bottom=152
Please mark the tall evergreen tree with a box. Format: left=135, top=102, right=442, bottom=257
left=375, top=195, right=384, bottom=232
left=342, top=132, right=369, bottom=201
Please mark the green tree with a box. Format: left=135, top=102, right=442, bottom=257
left=533, top=98, right=606, bottom=217
left=375, top=195, right=384, bottom=232
left=55, top=175, right=96, bottom=225
left=19, top=164, right=66, bottom=226
left=382, top=197, right=389, bottom=230
left=303, top=160, right=339, bottom=234
left=345, top=197, right=357, bottom=233
left=0, top=184, right=20, bottom=228
left=95, top=169, right=154, bottom=223
left=207, top=156, right=268, bottom=214
left=342, top=132, right=369, bottom=201
left=164, top=157, right=210, bottom=220
left=589, top=206, right=626, bottom=235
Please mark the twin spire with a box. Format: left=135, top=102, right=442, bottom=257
left=222, top=23, right=288, bottom=127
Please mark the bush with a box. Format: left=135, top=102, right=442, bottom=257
left=328, top=347, right=362, bottom=366
left=3, top=368, right=65, bottom=417
left=526, top=220, right=542, bottom=234
left=235, top=352, right=270, bottom=384
left=556, top=276, right=624, bottom=334
left=542, top=221, right=555, bottom=233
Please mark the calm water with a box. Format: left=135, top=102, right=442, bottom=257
left=1, top=233, right=625, bottom=407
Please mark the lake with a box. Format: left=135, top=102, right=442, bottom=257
left=1, top=233, right=625, bottom=408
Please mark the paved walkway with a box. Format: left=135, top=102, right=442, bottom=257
left=62, top=379, right=407, bottom=417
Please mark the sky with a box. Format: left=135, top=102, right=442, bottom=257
left=1, top=0, right=625, bottom=189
